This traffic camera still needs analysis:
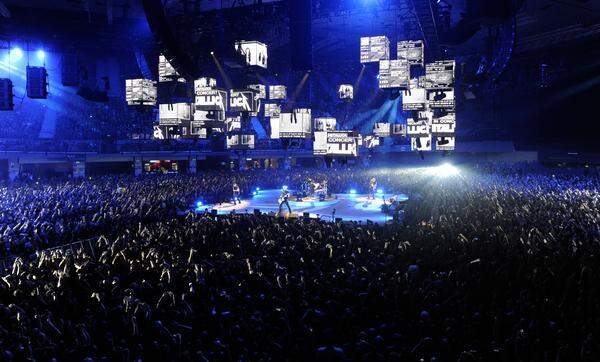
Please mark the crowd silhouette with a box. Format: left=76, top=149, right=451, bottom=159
left=1, top=164, right=600, bottom=360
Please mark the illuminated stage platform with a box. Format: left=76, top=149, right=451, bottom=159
left=196, top=189, right=409, bottom=223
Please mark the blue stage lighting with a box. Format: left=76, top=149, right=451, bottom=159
left=349, top=189, right=357, bottom=195
left=37, top=50, right=45, bottom=60
left=10, top=47, right=23, bottom=60
left=253, top=191, right=258, bottom=196
left=376, top=188, right=383, bottom=194
left=282, top=185, right=288, bottom=190
left=196, top=201, right=203, bottom=208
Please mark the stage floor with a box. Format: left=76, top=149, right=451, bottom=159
left=196, top=189, right=408, bottom=223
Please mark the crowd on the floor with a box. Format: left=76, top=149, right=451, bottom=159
left=1, top=164, right=600, bottom=360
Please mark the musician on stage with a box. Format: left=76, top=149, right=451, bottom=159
left=277, top=186, right=292, bottom=216
left=368, top=177, right=377, bottom=200
left=232, top=182, right=241, bottom=204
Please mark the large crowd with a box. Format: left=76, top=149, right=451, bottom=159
left=1, top=164, right=600, bottom=360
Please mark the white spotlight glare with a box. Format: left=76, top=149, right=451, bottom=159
left=434, top=163, right=459, bottom=177
left=10, top=47, right=23, bottom=60
left=37, top=50, right=45, bottom=60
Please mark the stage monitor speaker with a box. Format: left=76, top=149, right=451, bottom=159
left=289, top=0, right=312, bottom=71
left=26, top=66, right=48, bottom=99
left=0, top=79, right=14, bottom=110
left=61, top=54, right=79, bottom=86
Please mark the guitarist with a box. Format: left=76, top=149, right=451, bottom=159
left=277, top=186, right=292, bottom=216
left=368, top=177, right=377, bottom=200
left=232, top=182, right=241, bottom=205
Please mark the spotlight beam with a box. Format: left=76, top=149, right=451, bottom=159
left=211, top=53, right=234, bottom=90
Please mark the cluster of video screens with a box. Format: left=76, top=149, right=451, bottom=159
left=125, top=79, right=157, bottom=106
left=130, top=36, right=456, bottom=155
left=357, top=36, right=456, bottom=151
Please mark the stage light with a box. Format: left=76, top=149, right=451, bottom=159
left=37, top=50, right=45, bottom=60
left=196, top=201, right=204, bottom=208
left=210, top=51, right=214, bottom=55
left=253, top=191, right=258, bottom=196
left=10, top=47, right=23, bottom=60
left=349, top=189, right=357, bottom=195
left=376, top=188, right=383, bottom=194
left=256, top=187, right=260, bottom=191
left=282, top=185, right=288, bottom=190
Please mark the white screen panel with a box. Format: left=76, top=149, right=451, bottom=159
left=402, top=88, right=427, bottom=111
left=235, top=41, right=268, bottom=68
left=159, top=103, right=191, bottom=125
left=195, top=89, right=228, bottom=112
left=314, top=117, right=337, bottom=132
left=125, top=79, right=157, bottom=106
left=379, top=59, right=410, bottom=89
left=338, top=84, right=354, bottom=99
left=269, top=85, right=287, bottom=100
left=397, top=40, right=424, bottom=66
left=360, top=36, right=390, bottom=63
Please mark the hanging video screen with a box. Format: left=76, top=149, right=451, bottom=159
left=424, top=60, right=455, bottom=89
left=313, top=132, right=328, bottom=155
left=411, top=135, right=432, bottom=151
left=373, top=122, right=391, bottom=137
left=270, top=116, right=280, bottom=139
left=248, top=84, right=267, bottom=99
left=269, top=85, right=287, bottom=100
left=194, top=77, right=217, bottom=91
left=432, top=113, right=456, bottom=135
left=428, top=90, right=455, bottom=109
left=397, top=40, right=424, bottom=66
left=407, top=117, right=431, bottom=137
left=338, top=84, right=354, bottom=99
left=314, top=117, right=337, bottom=132
left=234, top=41, right=268, bottom=69
left=125, top=79, right=157, bottom=106
left=363, top=135, right=381, bottom=149
left=436, top=136, right=455, bottom=151
left=279, top=109, right=312, bottom=138
left=229, top=90, right=258, bottom=112
left=159, top=55, right=185, bottom=83
left=360, top=36, right=390, bottom=63
left=159, top=103, right=191, bottom=126
left=227, top=134, right=256, bottom=149
left=264, top=103, right=281, bottom=118
left=195, top=89, right=228, bottom=112
left=226, top=116, right=241, bottom=132
left=392, top=124, right=407, bottom=137
left=379, top=59, right=410, bottom=89
left=154, top=125, right=181, bottom=140
left=402, top=88, right=427, bottom=110
left=325, top=131, right=360, bottom=156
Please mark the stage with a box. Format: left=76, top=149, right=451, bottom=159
left=195, top=189, right=409, bottom=223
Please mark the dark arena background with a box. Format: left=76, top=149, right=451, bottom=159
left=1, top=0, right=600, bottom=360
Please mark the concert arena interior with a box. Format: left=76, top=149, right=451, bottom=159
left=1, top=0, right=600, bottom=360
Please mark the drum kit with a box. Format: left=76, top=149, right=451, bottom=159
left=298, top=178, right=329, bottom=201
